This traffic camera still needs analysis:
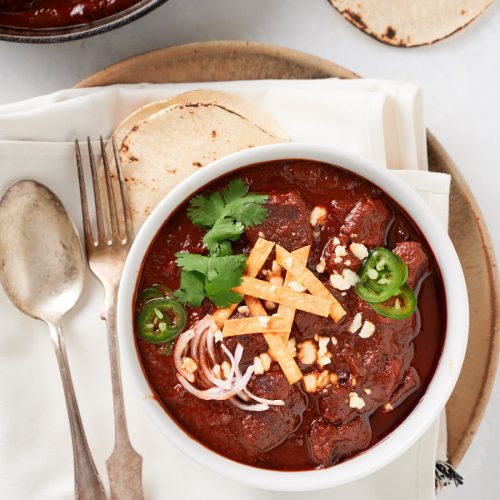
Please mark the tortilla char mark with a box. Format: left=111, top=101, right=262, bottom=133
left=342, top=9, right=367, bottom=30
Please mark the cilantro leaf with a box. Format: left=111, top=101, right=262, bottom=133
left=187, top=191, right=225, bottom=228
left=227, top=193, right=269, bottom=226
left=205, top=255, right=246, bottom=307
left=222, top=178, right=249, bottom=203
left=174, top=270, right=205, bottom=307
left=174, top=253, right=246, bottom=307
left=175, top=253, right=209, bottom=274
left=203, top=218, right=244, bottom=256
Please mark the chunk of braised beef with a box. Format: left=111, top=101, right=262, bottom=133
left=349, top=294, right=418, bottom=347
left=321, top=234, right=363, bottom=274
left=245, top=191, right=312, bottom=251
left=387, top=366, right=421, bottom=408
left=361, top=356, right=405, bottom=405
left=237, top=371, right=307, bottom=452
left=309, top=417, right=372, bottom=465
left=293, top=309, right=347, bottom=341
left=393, top=241, right=431, bottom=288
left=340, top=196, right=392, bottom=248
left=318, top=384, right=357, bottom=424
left=222, top=334, right=268, bottom=371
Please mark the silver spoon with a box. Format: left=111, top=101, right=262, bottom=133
left=0, top=180, right=107, bottom=500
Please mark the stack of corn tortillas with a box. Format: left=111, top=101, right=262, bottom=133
left=109, top=90, right=288, bottom=230
left=330, top=0, right=492, bottom=47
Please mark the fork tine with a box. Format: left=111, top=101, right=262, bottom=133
left=100, top=136, right=120, bottom=242
left=112, top=137, right=134, bottom=242
left=75, top=140, right=95, bottom=247
left=87, top=137, right=107, bottom=244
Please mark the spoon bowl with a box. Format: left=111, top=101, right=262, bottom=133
left=0, top=180, right=84, bottom=322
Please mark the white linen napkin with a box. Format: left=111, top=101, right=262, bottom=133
left=0, top=79, right=451, bottom=500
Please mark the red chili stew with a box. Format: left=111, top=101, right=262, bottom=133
left=0, top=0, right=140, bottom=29
left=134, top=160, right=446, bottom=470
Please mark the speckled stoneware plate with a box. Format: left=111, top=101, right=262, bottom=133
left=75, top=40, right=500, bottom=467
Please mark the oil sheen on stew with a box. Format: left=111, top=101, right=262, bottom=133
left=134, top=160, right=446, bottom=471
left=0, top=1, right=140, bottom=29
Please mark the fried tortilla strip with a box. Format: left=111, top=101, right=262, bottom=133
left=275, top=245, right=346, bottom=322
left=277, top=245, right=310, bottom=343
left=245, top=296, right=302, bottom=385
left=233, top=277, right=331, bottom=317
left=214, top=238, right=275, bottom=328
left=222, top=315, right=290, bottom=337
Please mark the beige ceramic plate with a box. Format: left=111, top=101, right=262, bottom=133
left=76, top=40, right=500, bottom=467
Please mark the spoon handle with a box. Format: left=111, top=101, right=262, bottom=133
left=48, top=322, right=107, bottom=500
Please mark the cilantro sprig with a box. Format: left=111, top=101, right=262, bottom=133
left=173, top=254, right=246, bottom=307
left=174, top=179, right=268, bottom=308
left=188, top=179, right=268, bottom=256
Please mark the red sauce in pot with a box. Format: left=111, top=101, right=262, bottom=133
left=0, top=0, right=141, bottom=29
left=134, top=160, right=446, bottom=470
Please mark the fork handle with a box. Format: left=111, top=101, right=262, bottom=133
left=48, top=321, right=107, bottom=500
left=103, top=284, right=144, bottom=500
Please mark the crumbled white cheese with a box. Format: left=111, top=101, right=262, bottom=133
left=333, top=237, right=340, bottom=245
left=335, top=245, right=348, bottom=258
left=363, top=388, right=372, bottom=395
left=318, top=336, right=330, bottom=356
left=287, top=337, right=297, bottom=357
left=253, top=356, right=265, bottom=375
left=288, top=280, right=306, bottom=292
left=334, top=256, right=343, bottom=264
left=329, top=269, right=360, bottom=290
left=237, top=305, right=250, bottom=315
left=303, top=373, right=318, bottom=393
left=349, top=242, right=369, bottom=261
left=331, top=336, right=338, bottom=346
left=349, top=392, right=366, bottom=409
left=359, top=321, right=376, bottom=339
left=317, top=370, right=330, bottom=389
left=310, top=206, right=327, bottom=227
left=181, top=357, right=198, bottom=374
left=384, top=402, right=394, bottom=412
left=260, top=352, right=272, bottom=371
left=348, top=312, right=363, bottom=333
left=316, top=258, right=326, bottom=273
left=317, top=355, right=332, bottom=367
left=297, top=340, right=317, bottom=365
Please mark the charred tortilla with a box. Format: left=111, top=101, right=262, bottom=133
left=109, top=90, right=288, bottom=230
left=330, top=0, right=492, bottom=47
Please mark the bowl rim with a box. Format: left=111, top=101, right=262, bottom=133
left=0, top=0, right=168, bottom=44
left=117, top=143, right=469, bottom=492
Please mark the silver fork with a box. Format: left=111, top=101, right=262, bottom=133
left=75, top=137, right=144, bottom=500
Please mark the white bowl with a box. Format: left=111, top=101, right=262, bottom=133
left=117, top=143, right=468, bottom=492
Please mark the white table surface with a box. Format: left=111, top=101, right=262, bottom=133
left=0, top=0, right=498, bottom=498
